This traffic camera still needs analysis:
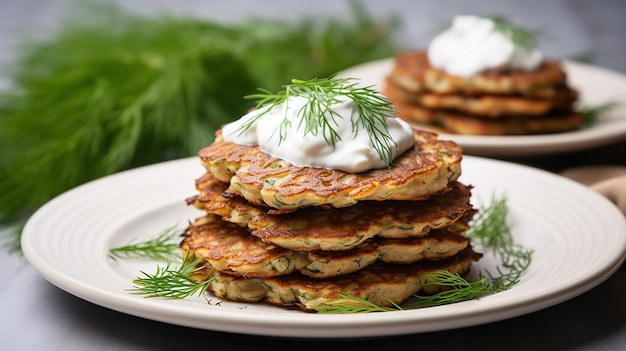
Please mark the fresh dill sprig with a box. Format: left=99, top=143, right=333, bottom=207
left=407, top=247, right=532, bottom=308
left=489, top=15, right=539, bottom=51
left=109, top=225, right=183, bottom=261
left=467, top=196, right=511, bottom=249
left=578, top=101, right=621, bottom=124
left=240, top=77, right=398, bottom=166
left=404, top=272, right=492, bottom=309
left=315, top=293, right=402, bottom=314
left=131, top=254, right=214, bottom=299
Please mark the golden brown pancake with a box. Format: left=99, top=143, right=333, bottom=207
left=438, top=111, right=584, bottom=135
left=206, top=246, right=483, bottom=311
left=383, top=77, right=578, bottom=118
left=181, top=215, right=471, bottom=279
left=198, top=128, right=462, bottom=210
left=388, top=50, right=568, bottom=97
left=392, top=102, right=583, bottom=135
left=388, top=98, right=442, bottom=126
left=187, top=174, right=475, bottom=251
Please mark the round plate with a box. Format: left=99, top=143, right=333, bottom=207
left=338, top=59, right=626, bottom=157
left=21, top=156, right=626, bottom=338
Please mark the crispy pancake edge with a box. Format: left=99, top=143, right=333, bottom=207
left=198, top=128, right=463, bottom=210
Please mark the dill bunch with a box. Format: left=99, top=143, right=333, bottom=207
left=0, top=2, right=401, bottom=252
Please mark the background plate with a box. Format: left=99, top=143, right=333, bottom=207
left=338, top=59, right=626, bottom=157
left=22, top=156, right=626, bottom=338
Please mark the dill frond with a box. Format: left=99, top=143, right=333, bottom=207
left=130, top=254, right=214, bottom=299
left=314, top=293, right=402, bottom=314
left=405, top=273, right=492, bottom=309
left=241, top=77, right=398, bottom=165
left=109, top=225, right=183, bottom=261
left=578, top=101, right=621, bottom=124
left=467, top=196, right=511, bottom=249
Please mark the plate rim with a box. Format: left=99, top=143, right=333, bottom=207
left=21, top=156, right=626, bottom=338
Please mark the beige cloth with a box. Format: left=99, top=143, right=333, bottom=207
left=560, top=166, right=626, bottom=216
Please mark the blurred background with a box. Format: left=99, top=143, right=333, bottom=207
left=1, top=0, right=625, bottom=72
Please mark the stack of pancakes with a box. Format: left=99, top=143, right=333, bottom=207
left=382, top=50, right=583, bottom=135
left=182, top=127, right=482, bottom=311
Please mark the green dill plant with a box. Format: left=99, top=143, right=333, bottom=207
left=130, top=254, right=214, bottom=300
left=578, top=101, right=621, bottom=124
left=0, top=1, right=401, bottom=252
left=314, top=293, right=401, bottom=313
left=109, top=225, right=184, bottom=261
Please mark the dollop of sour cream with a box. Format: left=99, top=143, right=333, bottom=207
left=222, top=96, right=415, bottom=173
left=428, top=15, right=543, bottom=77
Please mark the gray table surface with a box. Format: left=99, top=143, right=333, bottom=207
left=1, top=1, right=625, bottom=350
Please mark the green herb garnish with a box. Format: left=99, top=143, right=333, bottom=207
left=578, top=101, right=621, bottom=124
left=130, top=254, right=214, bottom=299
left=109, top=225, right=183, bottom=261
left=314, top=293, right=401, bottom=313
left=239, top=77, right=398, bottom=166
left=110, top=228, right=215, bottom=299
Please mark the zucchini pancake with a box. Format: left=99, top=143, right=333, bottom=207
left=180, top=77, right=482, bottom=312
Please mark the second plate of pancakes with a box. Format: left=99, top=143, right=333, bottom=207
left=338, top=57, right=626, bottom=157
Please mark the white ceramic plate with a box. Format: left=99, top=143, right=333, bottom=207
left=338, top=59, right=626, bottom=157
left=22, top=157, right=626, bottom=339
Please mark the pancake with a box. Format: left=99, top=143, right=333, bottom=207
left=181, top=214, right=470, bottom=279
left=382, top=77, right=578, bottom=118
left=198, top=128, right=462, bottom=210
left=187, top=174, right=475, bottom=251
left=439, top=110, right=584, bottom=135
left=206, top=246, right=483, bottom=311
left=388, top=50, right=568, bottom=97
left=392, top=102, right=583, bottom=135
left=386, top=98, right=441, bottom=125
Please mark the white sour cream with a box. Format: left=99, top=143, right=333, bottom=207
left=221, top=96, right=415, bottom=173
left=427, top=15, right=543, bottom=77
